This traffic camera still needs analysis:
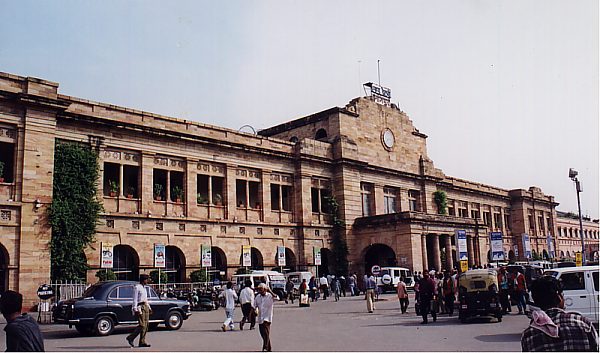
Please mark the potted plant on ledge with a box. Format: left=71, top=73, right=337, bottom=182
left=172, top=186, right=184, bottom=203
left=213, top=193, right=223, bottom=206
left=197, top=193, right=209, bottom=205
left=154, top=183, right=163, bottom=201
left=108, top=180, right=119, bottom=197
left=126, top=186, right=135, bottom=199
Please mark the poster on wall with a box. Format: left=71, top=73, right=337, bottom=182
left=455, top=230, right=468, bottom=261
left=242, top=245, right=252, bottom=267
left=100, top=242, right=113, bottom=268
left=522, top=234, right=532, bottom=259
left=513, top=245, right=519, bottom=258
left=490, top=232, right=505, bottom=261
left=313, top=247, right=322, bottom=266
left=201, top=245, right=212, bottom=268
left=546, top=234, right=555, bottom=259
left=277, top=246, right=286, bottom=267
left=154, top=243, right=166, bottom=268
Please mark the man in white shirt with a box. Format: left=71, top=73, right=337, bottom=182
left=126, top=274, right=152, bottom=348
left=239, top=280, right=256, bottom=330
left=219, top=281, right=238, bottom=331
left=319, top=275, right=329, bottom=300
left=255, top=283, right=274, bottom=352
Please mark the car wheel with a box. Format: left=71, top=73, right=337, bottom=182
left=165, top=311, right=183, bottom=330
left=75, top=324, right=92, bottom=335
left=94, top=316, right=114, bottom=336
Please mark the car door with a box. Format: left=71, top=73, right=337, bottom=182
left=589, top=270, right=599, bottom=323
left=107, top=285, right=136, bottom=324
left=559, top=270, right=593, bottom=321
left=147, top=286, right=167, bottom=321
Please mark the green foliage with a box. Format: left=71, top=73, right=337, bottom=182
left=108, top=180, right=119, bottom=194
left=433, top=190, right=448, bottom=215
left=171, top=185, right=184, bottom=201
left=150, top=269, right=168, bottom=284
left=95, top=269, right=117, bottom=281
left=153, top=184, right=163, bottom=199
left=190, top=270, right=208, bottom=282
left=49, top=143, right=103, bottom=281
left=325, top=196, right=349, bottom=276
left=0, top=160, right=4, bottom=178
left=197, top=193, right=208, bottom=205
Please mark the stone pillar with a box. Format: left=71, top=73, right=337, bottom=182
left=421, top=234, right=429, bottom=272
left=444, top=234, right=452, bottom=270
left=432, top=234, right=441, bottom=271
left=467, top=235, right=475, bottom=268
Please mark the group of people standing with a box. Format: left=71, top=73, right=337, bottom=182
left=497, top=266, right=528, bottom=315
left=412, top=270, right=458, bottom=324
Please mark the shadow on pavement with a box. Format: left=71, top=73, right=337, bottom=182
left=56, top=345, right=129, bottom=350
left=474, top=333, right=522, bottom=342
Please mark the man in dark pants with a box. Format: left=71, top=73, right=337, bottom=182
left=0, top=290, right=45, bottom=351
left=418, top=272, right=437, bottom=324
left=255, top=283, right=275, bottom=352
left=239, top=280, right=256, bottom=330
left=127, top=274, right=151, bottom=348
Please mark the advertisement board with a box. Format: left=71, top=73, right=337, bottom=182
left=242, top=245, right=252, bottom=267
left=100, top=242, right=113, bottom=269
left=546, top=234, right=555, bottom=259
left=201, top=244, right=212, bottom=268
left=522, top=234, right=532, bottom=259
left=455, top=230, right=468, bottom=261
left=490, top=232, right=505, bottom=261
left=154, top=243, right=166, bottom=268
left=277, top=246, right=286, bottom=267
left=313, top=247, right=322, bottom=266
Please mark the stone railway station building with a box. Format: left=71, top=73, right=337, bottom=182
left=0, top=71, right=598, bottom=306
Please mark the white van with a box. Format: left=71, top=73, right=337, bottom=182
left=377, top=267, right=414, bottom=292
left=543, top=266, right=599, bottom=323
left=285, top=271, right=313, bottom=292
left=233, top=270, right=287, bottom=300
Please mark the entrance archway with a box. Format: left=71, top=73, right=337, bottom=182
left=0, top=244, right=8, bottom=293
left=113, top=245, right=139, bottom=281
left=364, top=244, right=396, bottom=274
left=318, top=248, right=335, bottom=276
left=273, top=248, right=297, bottom=272
left=240, top=247, right=264, bottom=270
left=165, top=246, right=186, bottom=283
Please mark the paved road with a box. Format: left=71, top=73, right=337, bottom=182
left=0, top=293, right=531, bottom=351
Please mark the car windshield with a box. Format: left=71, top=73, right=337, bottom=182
left=81, top=284, right=102, bottom=298
left=469, top=280, right=487, bottom=290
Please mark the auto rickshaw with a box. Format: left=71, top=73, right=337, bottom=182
left=457, top=269, right=503, bottom=323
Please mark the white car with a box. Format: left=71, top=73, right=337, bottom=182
left=377, top=267, right=415, bottom=292
left=543, top=266, right=598, bottom=324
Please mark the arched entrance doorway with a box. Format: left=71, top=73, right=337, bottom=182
left=165, top=246, right=186, bottom=283
left=363, top=244, right=396, bottom=274
left=318, top=248, right=335, bottom=276
left=0, top=244, right=8, bottom=293
left=273, top=248, right=297, bottom=272
left=210, top=247, right=227, bottom=281
left=240, top=247, right=264, bottom=271
left=113, top=245, right=139, bottom=281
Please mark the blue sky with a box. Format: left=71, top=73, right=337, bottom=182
left=0, top=0, right=598, bottom=217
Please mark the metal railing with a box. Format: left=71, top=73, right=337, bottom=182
left=49, top=280, right=90, bottom=302
left=148, top=282, right=214, bottom=295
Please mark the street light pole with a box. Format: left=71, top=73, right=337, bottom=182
left=569, top=168, right=586, bottom=263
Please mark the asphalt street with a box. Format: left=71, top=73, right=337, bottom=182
left=0, top=293, right=531, bottom=351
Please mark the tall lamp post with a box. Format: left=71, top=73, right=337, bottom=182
left=569, top=168, right=586, bottom=263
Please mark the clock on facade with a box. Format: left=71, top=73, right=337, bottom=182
left=381, top=128, right=395, bottom=150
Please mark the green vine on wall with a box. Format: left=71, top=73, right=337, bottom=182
left=433, top=190, right=448, bottom=215
left=49, top=143, right=103, bottom=281
left=324, top=196, right=349, bottom=276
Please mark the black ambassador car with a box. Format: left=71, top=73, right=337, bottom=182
left=53, top=281, right=191, bottom=336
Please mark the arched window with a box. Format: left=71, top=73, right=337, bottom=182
left=289, top=136, right=299, bottom=143
left=315, top=129, right=327, bottom=141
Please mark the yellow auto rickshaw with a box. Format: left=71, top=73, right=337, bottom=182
left=457, top=269, right=503, bottom=323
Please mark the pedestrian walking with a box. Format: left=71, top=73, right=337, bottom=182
left=299, top=279, right=310, bottom=307
left=219, top=281, right=238, bottom=331
left=126, top=274, right=152, bottom=348
left=239, top=280, right=256, bottom=330
left=308, top=276, right=318, bottom=302
left=515, top=270, right=528, bottom=314
left=442, top=271, right=455, bottom=316
left=521, top=276, right=598, bottom=352
left=339, top=276, right=346, bottom=297
left=285, top=278, right=294, bottom=304
left=319, top=275, right=329, bottom=300
left=436, top=273, right=445, bottom=314
left=365, top=272, right=377, bottom=313
left=418, top=272, right=437, bottom=324
left=0, top=290, right=44, bottom=352
left=255, top=283, right=275, bottom=352
left=497, top=267, right=511, bottom=314
left=397, top=276, right=409, bottom=314
left=348, top=274, right=356, bottom=296
left=332, top=276, right=341, bottom=302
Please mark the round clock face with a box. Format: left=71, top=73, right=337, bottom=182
left=382, top=129, right=395, bottom=150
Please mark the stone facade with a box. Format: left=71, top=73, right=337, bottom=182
left=0, top=71, right=598, bottom=307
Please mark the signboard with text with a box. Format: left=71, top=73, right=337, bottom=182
left=522, top=234, right=532, bottom=259
left=201, top=244, right=212, bottom=268
left=456, top=230, right=468, bottom=261
left=546, top=234, right=555, bottom=259
left=242, top=245, right=252, bottom=267
left=100, top=242, right=113, bottom=269
left=575, top=252, right=582, bottom=267
left=313, top=247, right=322, bottom=266
left=277, top=246, right=286, bottom=267
left=154, top=243, right=166, bottom=268
left=490, top=232, right=505, bottom=261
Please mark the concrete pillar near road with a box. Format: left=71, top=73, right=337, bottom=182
left=445, top=234, right=453, bottom=270
left=467, top=235, right=475, bottom=268
left=432, top=233, right=441, bottom=272
left=421, top=234, right=429, bottom=272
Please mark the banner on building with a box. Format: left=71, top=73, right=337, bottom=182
left=575, top=252, right=582, bottom=267
left=277, top=246, right=286, bottom=267
left=313, top=247, right=322, bottom=266
left=455, top=230, right=468, bottom=261
left=522, top=234, right=532, bottom=259
left=546, top=234, right=555, bottom=259
left=513, top=245, right=519, bottom=258
left=100, top=242, right=113, bottom=268
left=490, top=232, right=505, bottom=261
left=201, top=245, right=212, bottom=268
left=154, top=243, right=166, bottom=268
left=242, top=245, right=252, bottom=267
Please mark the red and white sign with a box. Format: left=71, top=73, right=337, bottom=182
left=371, top=265, right=381, bottom=276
